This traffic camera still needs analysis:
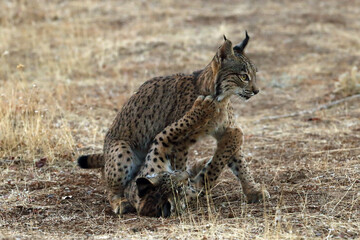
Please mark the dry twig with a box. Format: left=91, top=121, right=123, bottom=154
left=257, top=94, right=360, bottom=122
left=309, top=147, right=360, bottom=155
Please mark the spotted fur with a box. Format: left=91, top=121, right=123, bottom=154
left=78, top=33, right=269, bottom=217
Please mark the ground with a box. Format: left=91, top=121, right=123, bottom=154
left=0, top=0, right=359, bottom=239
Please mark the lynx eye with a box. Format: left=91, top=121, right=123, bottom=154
left=238, top=74, right=249, bottom=82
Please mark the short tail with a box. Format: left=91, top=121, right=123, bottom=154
left=77, top=153, right=105, bottom=169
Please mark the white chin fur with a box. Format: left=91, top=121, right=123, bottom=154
left=217, top=93, right=249, bottom=102
left=239, top=96, right=249, bottom=101
left=216, top=95, right=225, bottom=102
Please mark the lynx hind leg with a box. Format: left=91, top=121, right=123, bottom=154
left=228, top=152, right=270, bottom=203
left=104, top=140, right=140, bottom=214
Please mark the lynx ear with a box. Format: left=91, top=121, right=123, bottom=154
left=136, top=176, right=159, bottom=198
left=216, top=37, right=233, bottom=62
left=211, top=37, right=233, bottom=75
left=233, top=31, right=250, bottom=53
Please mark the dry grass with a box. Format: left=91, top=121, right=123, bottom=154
left=1, top=0, right=360, bottom=239
left=335, top=66, right=360, bottom=97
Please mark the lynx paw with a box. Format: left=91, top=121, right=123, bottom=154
left=191, top=95, right=217, bottom=122
left=109, top=197, right=136, bottom=216
left=245, top=188, right=270, bottom=204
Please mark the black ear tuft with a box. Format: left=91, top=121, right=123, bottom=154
left=223, top=35, right=227, bottom=41
left=233, top=30, right=250, bottom=53
left=136, top=178, right=155, bottom=198
left=77, top=155, right=89, bottom=169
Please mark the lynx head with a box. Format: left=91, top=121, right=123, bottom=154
left=135, top=171, right=189, bottom=218
left=211, top=32, right=259, bottom=102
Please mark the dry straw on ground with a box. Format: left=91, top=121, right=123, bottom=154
left=0, top=0, right=359, bottom=239
left=335, top=66, right=360, bottom=97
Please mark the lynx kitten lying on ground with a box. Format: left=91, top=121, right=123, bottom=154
left=78, top=32, right=269, bottom=217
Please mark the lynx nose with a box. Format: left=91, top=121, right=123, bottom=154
left=253, top=89, right=259, bottom=95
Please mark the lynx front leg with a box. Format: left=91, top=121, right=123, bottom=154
left=107, top=191, right=136, bottom=216
left=192, top=127, right=243, bottom=188
left=191, top=125, right=269, bottom=203
left=228, top=152, right=270, bottom=203
left=144, top=95, right=217, bottom=174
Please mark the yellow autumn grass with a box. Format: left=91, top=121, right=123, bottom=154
left=335, top=66, right=360, bottom=97
left=0, top=77, right=74, bottom=162
left=0, top=0, right=359, bottom=239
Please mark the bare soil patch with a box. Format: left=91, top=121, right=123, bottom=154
left=0, top=0, right=359, bottom=239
